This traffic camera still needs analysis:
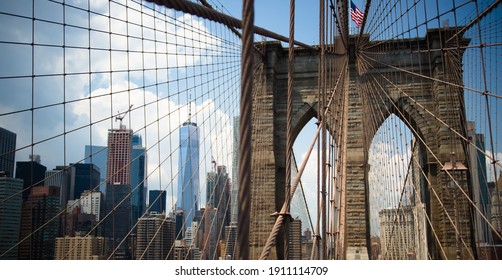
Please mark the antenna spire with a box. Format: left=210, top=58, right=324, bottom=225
left=188, top=90, right=192, bottom=122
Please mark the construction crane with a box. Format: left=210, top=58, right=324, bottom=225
left=115, top=104, right=133, bottom=129
left=211, top=156, right=217, bottom=171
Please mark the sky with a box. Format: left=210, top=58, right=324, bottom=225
left=206, top=0, right=322, bottom=45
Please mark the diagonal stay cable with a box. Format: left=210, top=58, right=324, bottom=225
left=145, top=0, right=314, bottom=49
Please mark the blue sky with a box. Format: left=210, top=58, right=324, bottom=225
left=212, top=0, right=322, bottom=45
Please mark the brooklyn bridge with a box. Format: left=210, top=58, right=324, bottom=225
left=0, top=0, right=501, bottom=260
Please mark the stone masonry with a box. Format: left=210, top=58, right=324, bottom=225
left=249, top=28, right=474, bottom=260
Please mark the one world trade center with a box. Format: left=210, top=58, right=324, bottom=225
left=177, top=120, right=200, bottom=228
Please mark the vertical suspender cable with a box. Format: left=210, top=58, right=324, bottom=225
left=320, top=0, right=328, bottom=260
left=237, top=0, right=254, bottom=260
left=284, top=0, right=295, bottom=260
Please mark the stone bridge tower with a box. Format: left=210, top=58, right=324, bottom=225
left=248, top=28, right=474, bottom=260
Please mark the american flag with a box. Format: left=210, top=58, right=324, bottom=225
left=350, top=1, right=364, bottom=28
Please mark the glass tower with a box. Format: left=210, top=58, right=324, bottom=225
left=0, top=127, right=16, bottom=177
left=15, top=159, right=47, bottom=202
left=72, top=163, right=100, bottom=200
left=131, top=134, right=146, bottom=226
left=177, top=121, right=200, bottom=228
left=84, top=145, right=108, bottom=193
left=0, top=174, right=23, bottom=259
left=149, top=190, right=166, bottom=213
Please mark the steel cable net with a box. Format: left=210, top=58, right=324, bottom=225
left=1, top=0, right=501, bottom=262
left=0, top=0, right=240, bottom=260
left=358, top=0, right=502, bottom=259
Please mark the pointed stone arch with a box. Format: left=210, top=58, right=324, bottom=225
left=249, top=28, right=475, bottom=260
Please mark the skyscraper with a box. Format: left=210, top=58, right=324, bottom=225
left=174, top=209, right=185, bottom=240
left=46, top=166, right=74, bottom=238
left=0, top=173, right=23, bottom=259
left=106, top=128, right=132, bottom=185
left=18, top=185, right=60, bottom=260
left=177, top=121, right=200, bottom=228
left=45, top=166, right=75, bottom=212
left=231, top=116, right=239, bottom=223
left=216, top=166, right=231, bottom=230
left=491, top=177, right=502, bottom=244
left=84, top=145, right=108, bottom=192
left=80, top=190, right=103, bottom=221
left=205, top=165, right=231, bottom=246
left=15, top=156, right=47, bottom=202
left=105, top=183, right=131, bottom=258
left=72, top=163, right=100, bottom=200
left=135, top=213, right=175, bottom=260
left=185, top=223, right=201, bottom=260
left=131, top=134, right=146, bottom=226
left=224, top=224, right=237, bottom=260
left=466, top=121, right=490, bottom=245
left=379, top=207, right=416, bottom=260
left=0, top=127, right=16, bottom=177
left=149, top=190, right=166, bottom=213
left=105, top=127, right=133, bottom=259
left=206, top=171, right=216, bottom=206
left=201, top=206, right=217, bottom=260
left=54, top=236, right=109, bottom=260
left=288, top=218, right=302, bottom=260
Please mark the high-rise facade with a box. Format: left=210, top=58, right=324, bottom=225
left=131, top=134, right=147, bottom=226
left=186, top=223, right=201, bottom=260
left=491, top=177, right=502, bottom=242
left=0, top=174, right=23, bottom=259
left=84, top=145, right=108, bottom=192
left=231, top=116, right=239, bottom=223
left=106, top=128, right=132, bottom=185
left=104, top=183, right=131, bottom=258
left=177, top=121, right=200, bottom=228
left=72, top=163, right=100, bottom=200
left=105, top=127, right=133, bottom=259
left=0, top=127, right=16, bottom=177
left=135, top=213, right=175, bottom=260
left=216, top=166, right=231, bottom=231
left=54, top=236, right=109, bottom=260
left=288, top=218, right=302, bottom=260
left=466, top=121, right=491, bottom=245
left=45, top=166, right=75, bottom=212
left=80, top=190, right=103, bottom=221
left=206, top=171, right=216, bottom=206
left=174, top=209, right=185, bottom=240
left=15, top=158, right=47, bottom=202
left=18, top=185, right=60, bottom=260
left=224, top=224, right=237, bottom=260
left=149, top=190, right=166, bottom=213
left=379, top=207, right=416, bottom=260
left=201, top=207, right=217, bottom=260
left=205, top=165, right=231, bottom=257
